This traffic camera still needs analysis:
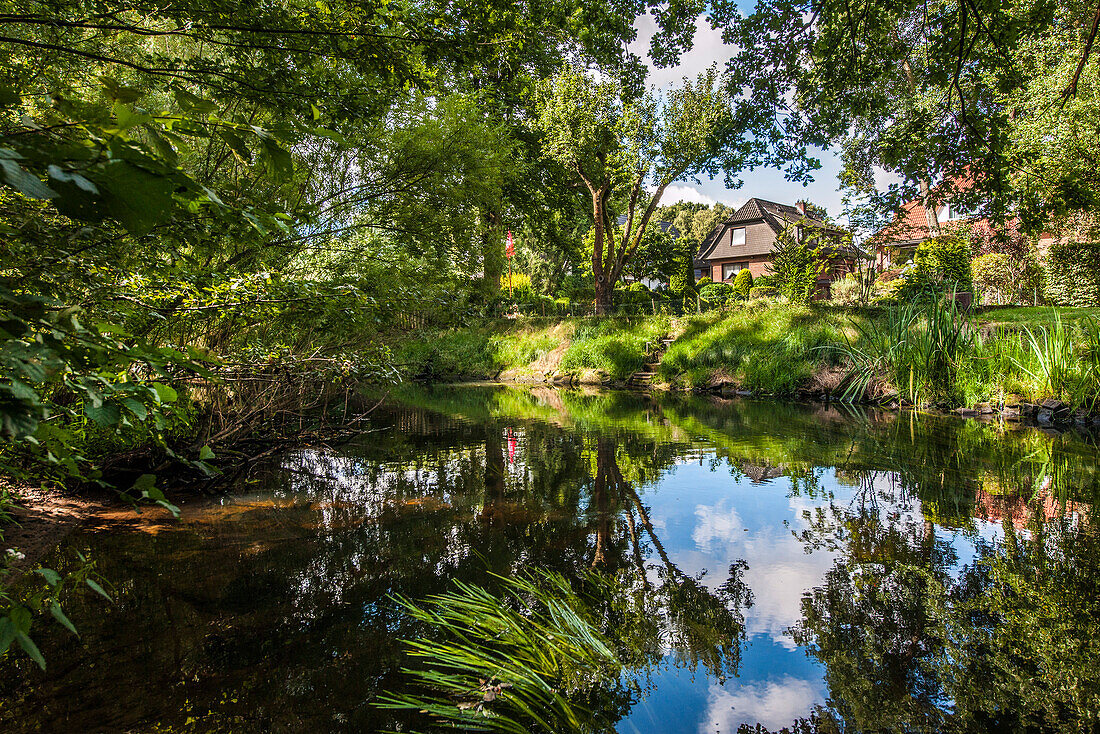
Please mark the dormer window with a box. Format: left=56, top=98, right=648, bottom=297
left=731, top=227, right=745, bottom=246
left=939, top=202, right=976, bottom=221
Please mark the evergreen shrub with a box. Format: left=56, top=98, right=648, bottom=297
left=1046, top=241, right=1100, bottom=307
left=732, top=269, right=753, bottom=298
left=699, top=282, right=735, bottom=303
left=748, top=286, right=778, bottom=299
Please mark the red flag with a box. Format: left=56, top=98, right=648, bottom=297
left=505, top=230, right=514, bottom=258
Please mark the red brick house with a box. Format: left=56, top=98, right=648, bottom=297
left=694, top=198, right=857, bottom=293
left=871, top=181, right=1055, bottom=268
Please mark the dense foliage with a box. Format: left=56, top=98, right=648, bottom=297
left=1046, top=241, right=1100, bottom=307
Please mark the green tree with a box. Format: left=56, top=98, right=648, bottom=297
left=537, top=65, right=735, bottom=312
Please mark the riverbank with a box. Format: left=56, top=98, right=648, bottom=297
left=394, top=302, right=1100, bottom=422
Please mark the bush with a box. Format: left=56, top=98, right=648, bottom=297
left=696, top=275, right=712, bottom=287
left=830, top=275, right=862, bottom=306
left=615, top=281, right=652, bottom=306
left=971, top=253, right=1015, bottom=304
left=670, top=251, right=695, bottom=296
left=699, top=282, right=735, bottom=303
left=748, top=286, right=778, bottom=299
left=752, top=274, right=778, bottom=289
left=898, top=235, right=973, bottom=300
left=732, top=269, right=753, bottom=298
left=1046, top=241, right=1100, bottom=307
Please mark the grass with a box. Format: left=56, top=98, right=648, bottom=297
left=558, top=315, right=670, bottom=381
left=659, top=304, right=852, bottom=392
left=393, top=304, right=1100, bottom=412
left=979, top=306, right=1100, bottom=326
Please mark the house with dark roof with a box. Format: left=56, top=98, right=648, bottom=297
left=694, top=198, right=857, bottom=294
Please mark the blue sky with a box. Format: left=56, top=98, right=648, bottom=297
left=631, top=14, right=849, bottom=223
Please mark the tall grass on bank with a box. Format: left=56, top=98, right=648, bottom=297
left=837, top=300, right=1100, bottom=409
left=558, top=316, right=670, bottom=380
left=836, top=297, right=974, bottom=404
left=1014, top=312, right=1100, bottom=411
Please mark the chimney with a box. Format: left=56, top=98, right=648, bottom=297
left=797, top=201, right=806, bottom=215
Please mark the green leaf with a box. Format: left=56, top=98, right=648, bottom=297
left=260, top=137, right=294, bottom=179
left=218, top=130, right=252, bottom=164
left=85, top=396, right=123, bottom=426
left=199, top=445, right=215, bottom=460
left=94, top=159, right=175, bottom=236
left=84, top=401, right=121, bottom=427
left=0, top=618, right=14, bottom=655
left=173, top=88, right=217, bottom=115
left=49, top=603, right=78, bottom=636
left=151, top=382, right=177, bottom=404
left=0, top=158, right=57, bottom=200
left=36, top=568, right=61, bottom=587
left=85, top=579, right=112, bottom=602
left=121, top=398, right=148, bottom=420
left=99, top=76, right=142, bottom=103
left=132, top=473, right=157, bottom=493
left=47, top=165, right=98, bottom=193
left=14, top=631, right=45, bottom=670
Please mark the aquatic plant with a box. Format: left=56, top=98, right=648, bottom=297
left=376, top=570, right=629, bottom=733
left=836, top=295, right=974, bottom=404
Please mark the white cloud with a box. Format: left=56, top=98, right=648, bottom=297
left=662, top=184, right=718, bottom=206
left=681, top=497, right=840, bottom=649
left=701, top=676, right=826, bottom=732
left=692, top=502, right=743, bottom=551
left=631, top=14, right=735, bottom=90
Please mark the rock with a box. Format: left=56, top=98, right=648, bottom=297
left=1037, top=409, right=1054, bottom=425
left=1039, top=399, right=1072, bottom=422
left=1001, top=407, right=1021, bottom=420
left=1017, top=402, right=1039, bottom=417
left=955, top=407, right=980, bottom=417
left=1075, top=411, right=1090, bottom=425
left=736, top=390, right=753, bottom=397
left=975, top=402, right=994, bottom=414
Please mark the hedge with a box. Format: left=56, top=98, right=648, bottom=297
left=1046, top=241, right=1100, bottom=307
left=699, top=282, right=735, bottom=303
left=748, top=286, right=778, bottom=299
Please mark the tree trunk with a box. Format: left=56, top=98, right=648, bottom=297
left=919, top=177, right=942, bottom=238
left=480, top=209, right=503, bottom=298
left=591, top=185, right=613, bottom=314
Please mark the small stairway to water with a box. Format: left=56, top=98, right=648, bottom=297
left=628, top=336, right=675, bottom=388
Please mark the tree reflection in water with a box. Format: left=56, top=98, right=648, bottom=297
left=380, top=433, right=753, bottom=732
left=2, top=385, right=1100, bottom=733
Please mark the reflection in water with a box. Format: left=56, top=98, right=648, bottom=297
left=0, top=385, right=1098, bottom=733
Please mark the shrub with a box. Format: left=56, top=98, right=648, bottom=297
left=615, top=282, right=652, bottom=307
left=971, top=253, right=1014, bottom=304
left=732, top=269, right=753, bottom=298
left=696, top=275, right=712, bottom=287
left=752, top=274, right=778, bottom=289
left=748, top=286, right=778, bottom=299
left=1046, top=241, right=1100, bottom=307
left=898, top=236, right=973, bottom=300
left=699, top=282, right=735, bottom=303
left=830, top=275, right=862, bottom=306
left=669, top=251, right=695, bottom=296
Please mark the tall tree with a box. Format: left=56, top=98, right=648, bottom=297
left=536, top=65, right=735, bottom=311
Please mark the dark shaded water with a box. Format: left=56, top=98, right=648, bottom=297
left=3, top=386, right=1100, bottom=733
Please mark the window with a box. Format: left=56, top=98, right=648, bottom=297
left=722, top=263, right=743, bottom=281
left=730, top=227, right=746, bottom=246
left=940, top=202, right=976, bottom=221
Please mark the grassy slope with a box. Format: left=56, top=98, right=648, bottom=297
left=394, top=305, right=1100, bottom=409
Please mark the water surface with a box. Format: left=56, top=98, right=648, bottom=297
left=3, top=385, right=1099, bottom=732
